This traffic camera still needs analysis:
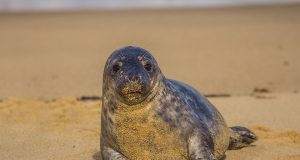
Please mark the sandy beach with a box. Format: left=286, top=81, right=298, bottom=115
left=1, top=94, right=299, bottom=160
left=0, top=4, right=300, bottom=160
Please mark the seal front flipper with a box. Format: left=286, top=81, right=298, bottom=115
left=188, top=130, right=216, bottom=160
left=228, top=126, right=257, bottom=150
left=101, top=146, right=127, bottom=160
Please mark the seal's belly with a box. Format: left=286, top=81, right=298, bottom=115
left=115, top=105, right=187, bottom=160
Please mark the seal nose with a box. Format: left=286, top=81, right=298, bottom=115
left=125, top=67, right=144, bottom=83
left=121, top=69, right=149, bottom=95
left=128, top=74, right=142, bottom=82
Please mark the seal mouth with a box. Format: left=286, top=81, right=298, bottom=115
left=126, top=91, right=143, bottom=94
left=118, top=85, right=150, bottom=105
left=124, top=90, right=144, bottom=99
left=122, top=92, right=145, bottom=104
left=121, top=82, right=145, bottom=97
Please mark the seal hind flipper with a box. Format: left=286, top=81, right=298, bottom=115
left=228, top=126, right=257, bottom=150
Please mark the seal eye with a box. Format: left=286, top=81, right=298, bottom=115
left=112, top=63, right=121, bottom=73
left=144, top=62, right=152, bottom=72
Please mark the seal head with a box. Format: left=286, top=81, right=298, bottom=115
left=103, top=46, right=161, bottom=105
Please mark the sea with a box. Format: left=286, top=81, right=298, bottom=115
left=0, top=0, right=299, bottom=12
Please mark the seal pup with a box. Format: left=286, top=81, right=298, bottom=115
left=100, top=46, right=257, bottom=160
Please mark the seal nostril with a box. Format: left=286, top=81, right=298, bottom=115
left=130, top=75, right=140, bottom=82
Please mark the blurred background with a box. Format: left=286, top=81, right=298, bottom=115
left=1, top=0, right=300, bottom=11
left=0, top=0, right=299, bottom=98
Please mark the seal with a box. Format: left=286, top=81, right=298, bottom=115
left=100, top=46, right=257, bottom=160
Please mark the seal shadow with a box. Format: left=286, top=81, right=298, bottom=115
left=92, top=151, right=224, bottom=160
left=91, top=151, right=228, bottom=160
left=221, top=155, right=227, bottom=160
left=92, top=151, right=101, bottom=160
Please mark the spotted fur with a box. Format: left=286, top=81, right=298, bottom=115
left=100, top=46, right=256, bottom=160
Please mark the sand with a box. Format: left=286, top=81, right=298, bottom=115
left=0, top=94, right=300, bottom=160
left=0, top=4, right=300, bottom=160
